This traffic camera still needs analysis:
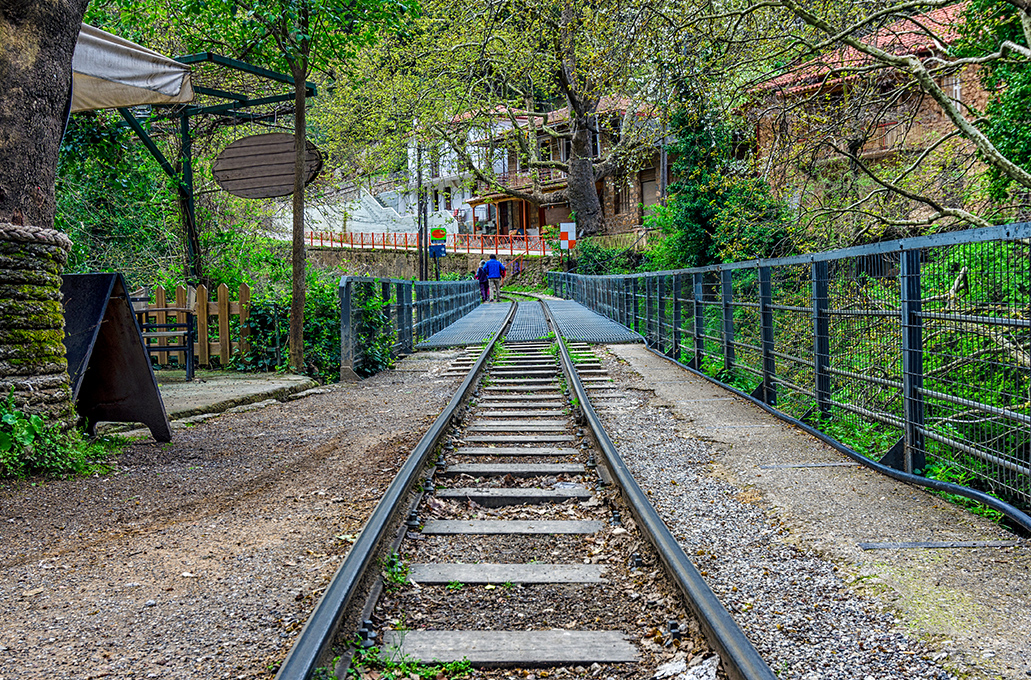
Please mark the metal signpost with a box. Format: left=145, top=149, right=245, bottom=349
left=430, top=227, right=447, bottom=281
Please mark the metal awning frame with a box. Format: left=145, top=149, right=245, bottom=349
left=117, top=52, right=318, bottom=283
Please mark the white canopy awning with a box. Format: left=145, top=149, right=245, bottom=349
left=71, top=24, right=194, bottom=113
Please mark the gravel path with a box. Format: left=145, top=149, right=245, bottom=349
left=0, top=352, right=460, bottom=680
left=597, top=344, right=1029, bottom=680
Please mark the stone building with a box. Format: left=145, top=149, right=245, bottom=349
left=746, top=3, right=990, bottom=228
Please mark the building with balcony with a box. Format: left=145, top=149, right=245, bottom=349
left=337, top=100, right=668, bottom=240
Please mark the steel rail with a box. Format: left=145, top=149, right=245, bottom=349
left=275, top=302, right=519, bottom=680
left=641, top=346, right=1031, bottom=534
left=540, top=301, right=778, bottom=680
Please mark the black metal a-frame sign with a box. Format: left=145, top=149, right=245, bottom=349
left=116, top=53, right=317, bottom=282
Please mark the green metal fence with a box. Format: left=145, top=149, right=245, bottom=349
left=549, top=223, right=1031, bottom=513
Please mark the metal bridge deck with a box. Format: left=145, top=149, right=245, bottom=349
left=416, top=299, right=642, bottom=348
left=416, top=302, right=512, bottom=348
left=544, top=300, right=643, bottom=344
left=505, top=300, right=550, bottom=342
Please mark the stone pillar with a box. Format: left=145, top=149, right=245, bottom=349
left=0, top=223, right=73, bottom=424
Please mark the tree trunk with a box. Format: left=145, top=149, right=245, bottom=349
left=289, top=59, right=307, bottom=373
left=566, top=115, right=603, bottom=236
left=0, top=0, right=90, bottom=422
left=556, top=5, right=604, bottom=237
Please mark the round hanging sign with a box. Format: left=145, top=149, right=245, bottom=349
left=213, top=133, right=323, bottom=199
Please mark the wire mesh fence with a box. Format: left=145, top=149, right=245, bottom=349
left=339, top=277, right=480, bottom=378
left=548, top=223, right=1031, bottom=511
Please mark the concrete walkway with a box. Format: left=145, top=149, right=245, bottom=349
left=105, top=369, right=319, bottom=439
left=154, top=369, right=318, bottom=420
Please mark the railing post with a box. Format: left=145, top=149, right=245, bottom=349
left=811, top=261, right=831, bottom=418
left=645, top=276, right=656, bottom=347
left=623, top=276, right=632, bottom=329
left=671, top=273, right=682, bottom=360
left=900, top=249, right=926, bottom=474
left=720, top=269, right=735, bottom=373
left=693, top=273, right=704, bottom=369
left=626, top=278, right=635, bottom=333
left=657, top=275, right=667, bottom=354
left=758, top=266, right=776, bottom=405
left=381, top=279, right=393, bottom=341
left=415, top=282, right=425, bottom=339
left=339, top=277, right=359, bottom=381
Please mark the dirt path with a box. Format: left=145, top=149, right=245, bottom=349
left=0, top=351, right=460, bottom=680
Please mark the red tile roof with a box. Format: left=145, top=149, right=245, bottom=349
left=756, top=3, right=966, bottom=96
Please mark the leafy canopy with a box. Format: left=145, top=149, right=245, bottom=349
left=954, top=0, right=1031, bottom=201
left=647, top=97, right=790, bottom=270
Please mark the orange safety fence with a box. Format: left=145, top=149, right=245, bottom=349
left=307, top=231, right=550, bottom=256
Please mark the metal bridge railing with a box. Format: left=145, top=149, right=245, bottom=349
left=548, top=223, right=1031, bottom=511
left=339, top=277, right=479, bottom=379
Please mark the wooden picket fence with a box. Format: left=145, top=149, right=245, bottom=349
left=134, top=283, right=251, bottom=368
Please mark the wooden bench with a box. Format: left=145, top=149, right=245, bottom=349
left=131, top=289, right=196, bottom=381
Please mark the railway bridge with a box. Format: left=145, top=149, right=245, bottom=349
left=284, top=286, right=1030, bottom=680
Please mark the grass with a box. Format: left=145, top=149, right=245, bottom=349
left=351, top=645, right=471, bottom=680
left=382, top=552, right=409, bottom=590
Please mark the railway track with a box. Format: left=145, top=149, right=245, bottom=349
left=276, top=300, right=775, bottom=680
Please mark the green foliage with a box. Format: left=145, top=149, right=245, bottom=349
left=57, top=111, right=180, bottom=284
left=180, top=0, right=416, bottom=77
left=924, top=460, right=1006, bottom=522
left=816, top=411, right=900, bottom=461
left=574, top=239, right=645, bottom=275
left=382, top=552, right=409, bottom=590
left=0, top=391, right=115, bottom=478
left=445, top=580, right=463, bottom=590
left=353, top=645, right=471, bottom=680
left=955, top=0, right=1031, bottom=200
left=236, top=265, right=344, bottom=382
left=437, top=271, right=468, bottom=282
left=646, top=100, right=791, bottom=270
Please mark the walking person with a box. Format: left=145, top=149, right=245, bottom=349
left=485, top=253, right=506, bottom=302
left=475, top=260, right=489, bottom=302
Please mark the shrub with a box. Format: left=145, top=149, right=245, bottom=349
left=236, top=267, right=343, bottom=384
left=0, top=390, right=113, bottom=478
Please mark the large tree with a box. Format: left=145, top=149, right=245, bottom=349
left=0, top=0, right=90, bottom=420
left=325, top=0, right=697, bottom=237
left=682, top=0, right=1031, bottom=243
left=169, top=0, right=412, bottom=372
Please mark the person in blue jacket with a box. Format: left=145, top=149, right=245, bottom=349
left=485, top=253, right=506, bottom=302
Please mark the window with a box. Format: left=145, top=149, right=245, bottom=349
left=614, top=180, right=630, bottom=214
left=444, top=187, right=452, bottom=211
left=640, top=168, right=658, bottom=208
left=432, top=189, right=440, bottom=210
left=943, top=73, right=962, bottom=106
